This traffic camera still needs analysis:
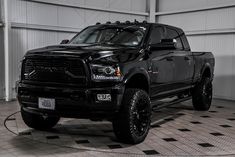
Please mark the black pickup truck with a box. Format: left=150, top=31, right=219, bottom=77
left=17, top=21, right=215, bottom=144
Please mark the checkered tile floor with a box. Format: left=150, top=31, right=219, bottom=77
left=1, top=99, right=235, bottom=157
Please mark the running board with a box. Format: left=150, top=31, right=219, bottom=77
left=151, top=96, right=192, bottom=112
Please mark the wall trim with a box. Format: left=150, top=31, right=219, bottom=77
left=185, top=28, right=235, bottom=36
left=27, top=0, right=149, bottom=17
left=11, top=22, right=81, bottom=33
left=155, top=4, right=235, bottom=16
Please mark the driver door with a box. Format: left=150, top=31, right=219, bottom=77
left=148, top=25, right=176, bottom=99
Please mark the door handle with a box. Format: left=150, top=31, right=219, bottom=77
left=184, top=56, right=190, bottom=61
left=166, top=56, right=173, bottom=61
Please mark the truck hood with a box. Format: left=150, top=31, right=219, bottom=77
left=25, top=44, right=141, bottom=63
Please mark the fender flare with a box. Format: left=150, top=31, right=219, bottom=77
left=123, top=67, right=150, bottom=93
left=200, top=62, right=212, bottom=81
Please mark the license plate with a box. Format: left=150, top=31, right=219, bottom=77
left=38, top=98, right=55, bottom=110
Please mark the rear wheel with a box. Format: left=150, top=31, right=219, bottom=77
left=21, top=108, right=60, bottom=130
left=192, top=77, right=213, bottom=111
left=112, top=88, right=151, bottom=144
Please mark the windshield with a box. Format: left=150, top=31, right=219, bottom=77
left=70, top=25, right=147, bottom=46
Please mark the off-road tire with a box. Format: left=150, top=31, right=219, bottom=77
left=21, top=108, right=60, bottom=130
left=112, top=88, right=151, bottom=144
left=192, top=77, right=213, bottom=111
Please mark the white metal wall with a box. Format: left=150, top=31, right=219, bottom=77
left=156, top=0, right=235, bottom=100
left=4, top=0, right=148, bottom=99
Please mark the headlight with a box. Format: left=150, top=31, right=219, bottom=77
left=90, top=64, right=122, bottom=81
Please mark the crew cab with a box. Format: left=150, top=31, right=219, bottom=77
left=17, top=21, right=215, bottom=144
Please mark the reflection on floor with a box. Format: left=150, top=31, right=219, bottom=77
left=1, top=99, right=235, bottom=157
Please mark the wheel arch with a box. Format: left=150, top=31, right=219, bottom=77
left=123, top=68, right=150, bottom=94
left=200, top=63, right=213, bottom=80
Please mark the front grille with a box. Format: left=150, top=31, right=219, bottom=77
left=22, top=57, right=86, bottom=85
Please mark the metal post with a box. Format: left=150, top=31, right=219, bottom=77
left=149, top=0, right=156, bottom=23
left=3, top=0, right=10, bottom=101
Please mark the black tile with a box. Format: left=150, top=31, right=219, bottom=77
left=216, top=106, right=224, bottom=108
left=198, top=143, right=214, bottom=147
left=107, top=144, right=122, bottom=149
left=220, top=125, right=232, bottom=128
left=164, top=118, right=174, bottom=121
left=76, top=140, right=90, bottom=144
left=151, top=124, right=161, bottom=128
left=227, top=118, right=235, bottom=121
left=178, top=128, right=191, bottom=132
left=76, top=126, right=87, bottom=129
left=7, top=118, right=16, bottom=121
left=190, top=121, right=202, bottom=124
left=209, top=111, right=217, bottom=113
left=200, top=115, right=210, bottom=118
left=210, top=132, right=224, bottom=136
left=176, top=113, right=185, bottom=116
left=19, top=132, right=31, bottom=136
left=46, top=136, right=59, bottom=139
left=103, top=130, right=113, bottom=133
left=143, top=150, right=160, bottom=155
left=163, top=138, right=177, bottom=142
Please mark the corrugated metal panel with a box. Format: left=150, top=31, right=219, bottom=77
left=26, top=29, right=58, bottom=50
left=110, top=0, right=131, bottom=11
left=84, top=10, right=109, bottom=26
left=158, top=0, right=235, bottom=12
left=27, top=2, right=58, bottom=26
left=158, top=11, right=207, bottom=32
left=11, top=0, right=27, bottom=23
left=158, top=0, right=207, bottom=12
left=9, top=28, right=27, bottom=99
left=58, top=6, right=85, bottom=29
left=206, top=7, right=235, bottom=30
left=131, top=0, right=146, bottom=12
left=86, top=0, right=110, bottom=8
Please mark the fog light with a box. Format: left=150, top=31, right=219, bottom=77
left=97, top=94, right=111, bottom=101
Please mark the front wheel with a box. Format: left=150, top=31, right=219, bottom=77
left=192, top=77, right=213, bottom=111
left=21, top=108, right=60, bottom=130
left=112, top=89, right=151, bottom=144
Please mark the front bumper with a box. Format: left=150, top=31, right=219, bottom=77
left=17, top=82, right=124, bottom=120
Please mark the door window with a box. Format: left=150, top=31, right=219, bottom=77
left=166, top=28, right=183, bottom=50
left=149, top=26, right=165, bottom=45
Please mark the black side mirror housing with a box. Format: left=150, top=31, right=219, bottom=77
left=60, top=39, right=69, bottom=44
left=149, top=39, right=177, bottom=50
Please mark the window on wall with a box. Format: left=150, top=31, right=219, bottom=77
left=149, top=26, right=165, bottom=45
left=166, top=28, right=183, bottom=50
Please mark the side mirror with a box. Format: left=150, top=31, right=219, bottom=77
left=60, top=39, right=69, bottom=44
left=149, top=39, right=177, bottom=50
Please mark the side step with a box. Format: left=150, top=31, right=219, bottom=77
left=151, top=96, right=192, bottom=112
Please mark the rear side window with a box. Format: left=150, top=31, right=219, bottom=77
left=166, top=28, right=183, bottom=50
left=149, top=26, right=165, bottom=45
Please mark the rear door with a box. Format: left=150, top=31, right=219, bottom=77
left=148, top=25, right=175, bottom=99
left=165, top=27, right=194, bottom=89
